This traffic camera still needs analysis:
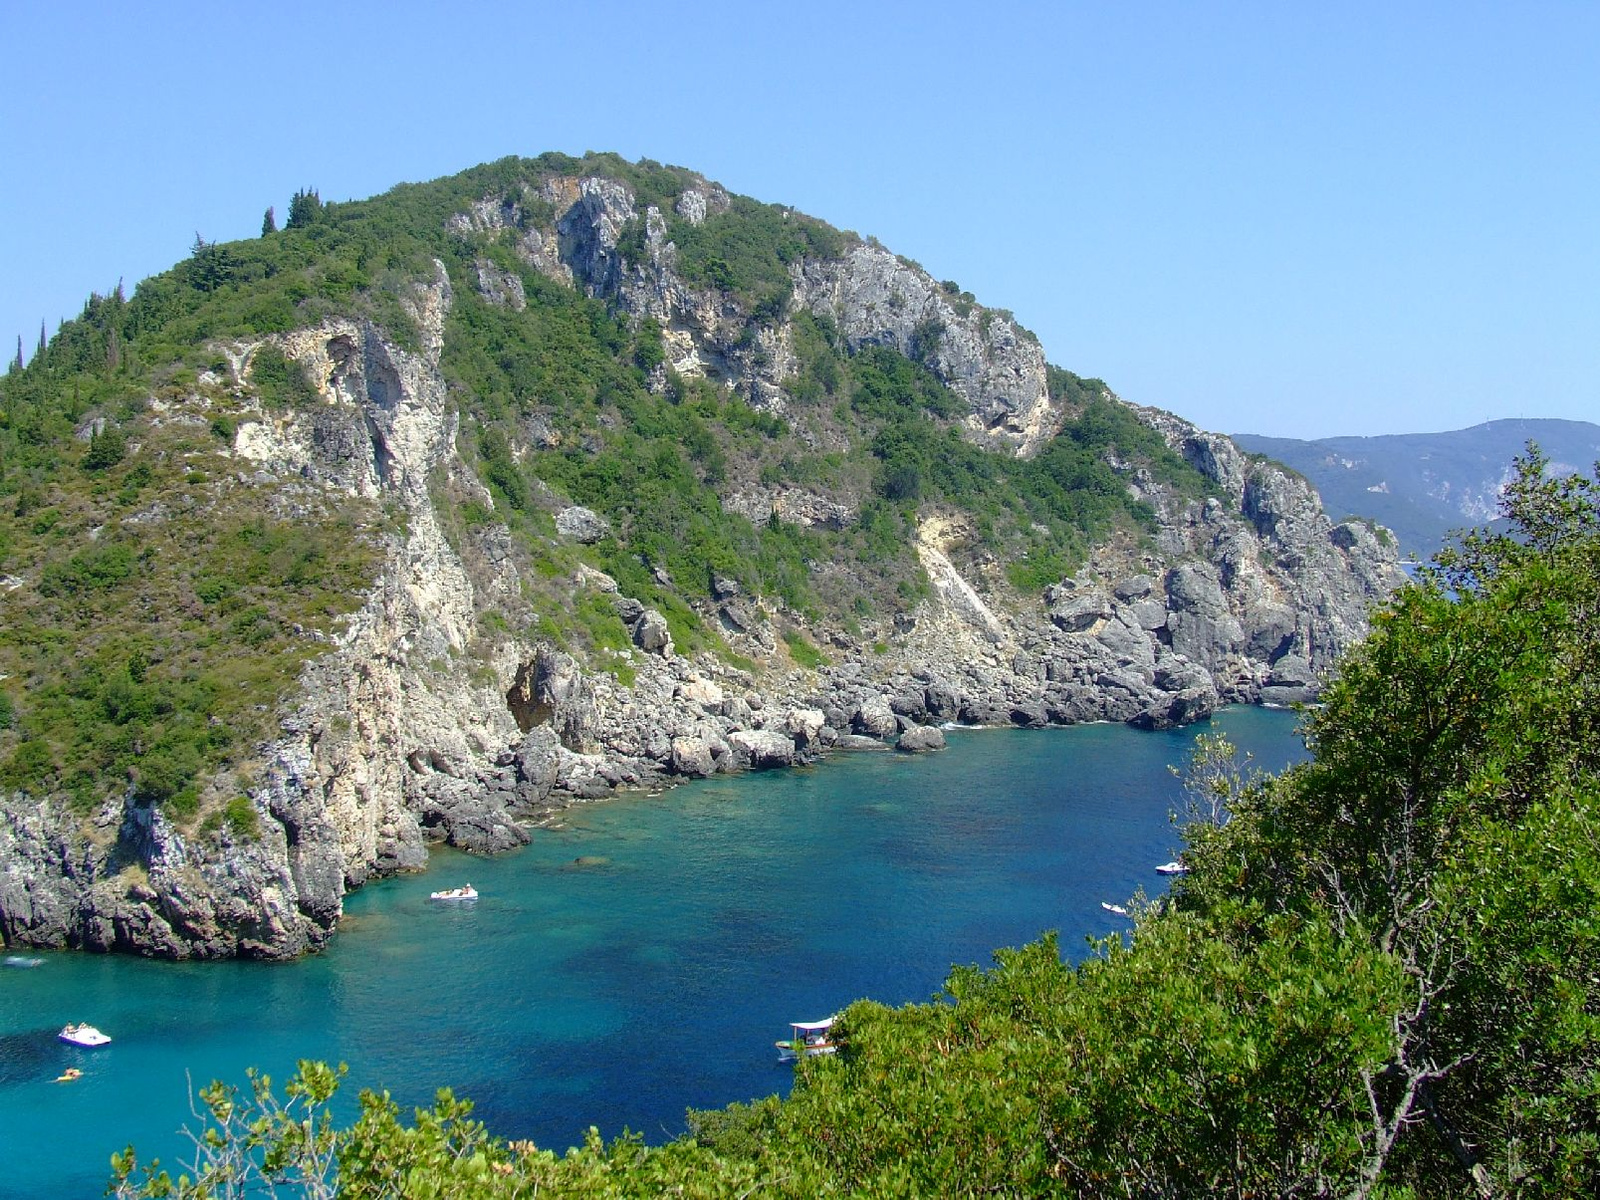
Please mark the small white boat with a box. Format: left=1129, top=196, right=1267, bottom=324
left=1100, top=902, right=1130, bottom=917
left=777, top=1017, right=838, bottom=1063
left=4, top=955, right=44, bottom=968
left=59, top=1023, right=112, bottom=1047
left=429, top=884, right=478, bottom=901
left=1154, top=861, right=1189, bottom=876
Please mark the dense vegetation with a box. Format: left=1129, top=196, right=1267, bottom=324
left=108, top=451, right=1599, bottom=1196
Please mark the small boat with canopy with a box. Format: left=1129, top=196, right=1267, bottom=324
left=776, top=1017, right=838, bottom=1063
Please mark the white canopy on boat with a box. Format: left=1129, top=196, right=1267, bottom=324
left=791, top=1018, right=835, bottom=1032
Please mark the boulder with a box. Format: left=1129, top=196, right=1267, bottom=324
left=670, top=736, right=716, bottom=778
left=413, top=774, right=531, bottom=855
left=923, top=680, right=962, bottom=720
left=960, top=700, right=1007, bottom=726
left=1096, top=615, right=1155, bottom=668
left=1243, top=601, right=1298, bottom=663
left=1131, top=686, right=1219, bottom=731
left=1049, top=592, right=1112, bottom=632
left=834, top=733, right=893, bottom=751
left=896, top=725, right=946, bottom=753
left=1154, top=656, right=1212, bottom=694
left=1009, top=701, right=1048, bottom=728
left=677, top=675, right=725, bottom=709
left=1130, top=598, right=1170, bottom=631
left=783, top=707, right=827, bottom=747
left=1259, top=683, right=1317, bottom=706
left=1114, top=574, right=1154, bottom=601
left=634, top=608, right=672, bottom=656
left=851, top=694, right=899, bottom=739
left=512, top=726, right=561, bottom=803
left=1268, top=654, right=1316, bottom=687
left=727, top=729, right=795, bottom=769
left=889, top=690, right=929, bottom=720
left=718, top=599, right=758, bottom=634
left=506, top=646, right=599, bottom=752
left=722, top=695, right=754, bottom=728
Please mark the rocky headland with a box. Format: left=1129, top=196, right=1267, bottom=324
left=0, top=158, right=1403, bottom=959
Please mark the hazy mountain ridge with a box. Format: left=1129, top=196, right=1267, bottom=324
left=1234, top=418, right=1600, bottom=558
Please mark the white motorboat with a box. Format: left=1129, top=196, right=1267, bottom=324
left=1154, top=861, right=1189, bottom=876
left=430, top=885, right=478, bottom=901
left=4, top=955, right=43, bottom=968
left=59, top=1023, right=112, bottom=1047
left=1100, top=902, right=1130, bottom=917
left=777, top=1017, right=838, bottom=1063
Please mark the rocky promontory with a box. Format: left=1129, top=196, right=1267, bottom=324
left=0, top=157, right=1404, bottom=959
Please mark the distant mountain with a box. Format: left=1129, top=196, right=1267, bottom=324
left=1233, top=419, right=1600, bottom=559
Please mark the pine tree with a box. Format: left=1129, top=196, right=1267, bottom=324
left=262, top=205, right=276, bottom=235
left=10, top=334, right=21, bottom=373
left=38, top=318, right=46, bottom=356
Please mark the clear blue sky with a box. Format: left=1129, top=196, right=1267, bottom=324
left=3, top=1, right=1596, bottom=439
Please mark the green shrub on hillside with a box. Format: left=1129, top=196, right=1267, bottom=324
left=669, top=195, right=845, bottom=317
left=249, top=345, right=320, bottom=409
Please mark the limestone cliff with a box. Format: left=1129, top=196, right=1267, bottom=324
left=0, top=158, right=1404, bottom=959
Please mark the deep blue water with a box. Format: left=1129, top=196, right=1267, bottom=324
left=0, top=707, right=1304, bottom=1197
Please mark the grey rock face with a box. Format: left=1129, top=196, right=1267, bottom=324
left=555, top=506, right=610, bottom=544
left=513, top=727, right=561, bottom=802
left=507, top=647, right=599, bottom=752
left=557, top=177, right=636, bottom=298
left=793, top=243, right=1061, bottom=455
left=413, top=769, right=531, bottom=855
left=0, top=787, right=325, bottom=960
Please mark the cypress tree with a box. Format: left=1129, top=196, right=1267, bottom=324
left=287, top=188, right=322, bottom=229
left=262, top=205, right=277, bottom=235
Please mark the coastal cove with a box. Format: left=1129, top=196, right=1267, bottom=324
left=1, top=708, right=1302, bottom=1198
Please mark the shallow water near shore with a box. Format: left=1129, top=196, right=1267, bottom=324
left=0, top=707, right=1303, bottom=1197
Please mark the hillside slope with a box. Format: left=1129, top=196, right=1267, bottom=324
left=0, top=154, right=1402, bottom=958
left=1234, top=418, right=1600, bottom=557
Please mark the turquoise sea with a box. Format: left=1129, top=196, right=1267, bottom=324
left=0, top=707, right=1304, bottom=1197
